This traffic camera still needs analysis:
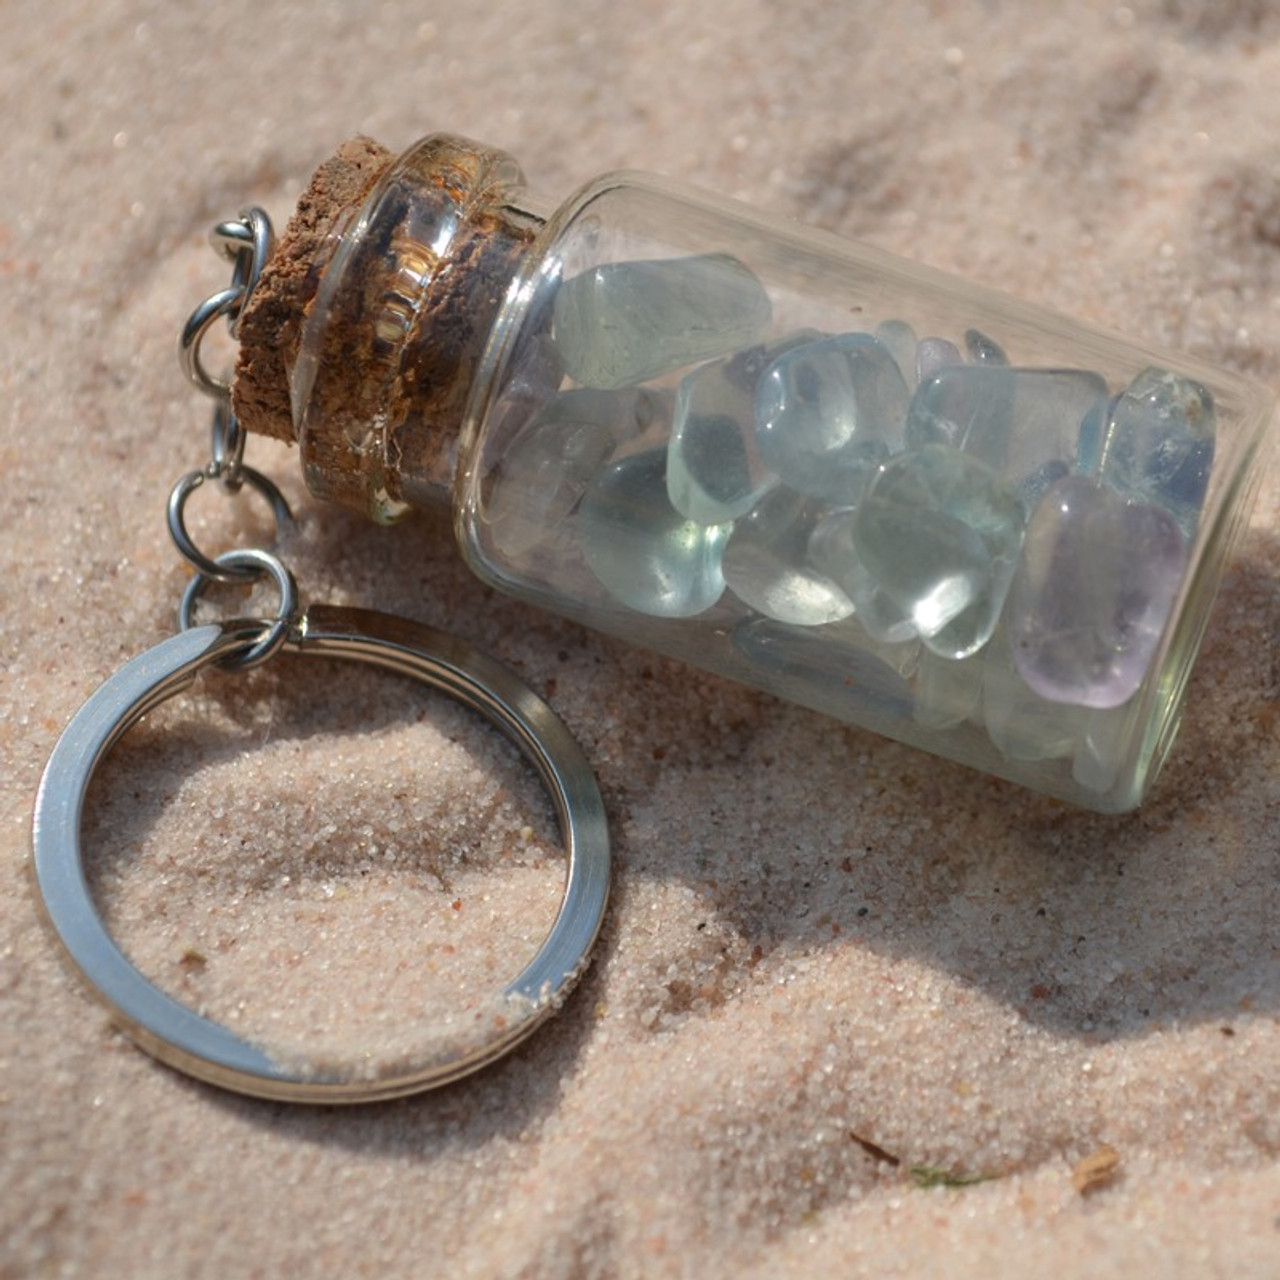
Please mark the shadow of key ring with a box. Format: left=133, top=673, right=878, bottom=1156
left=31, top=605, right=610, bottom=1103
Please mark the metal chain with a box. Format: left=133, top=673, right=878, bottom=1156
left=169, top=207, right=298, bottom=670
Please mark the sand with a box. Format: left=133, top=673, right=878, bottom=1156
left=3, top=1, right=1279, bottom=1276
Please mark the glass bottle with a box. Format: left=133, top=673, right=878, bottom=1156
left=234, top=133, right=1276, bottom=812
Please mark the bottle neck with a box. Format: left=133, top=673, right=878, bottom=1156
left=234, top=134, right=547, bottom=522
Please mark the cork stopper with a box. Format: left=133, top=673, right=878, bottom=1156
left=233, top=136, right=394, bottom=443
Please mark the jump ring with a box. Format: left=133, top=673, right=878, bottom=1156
left=178, top=286, right=244, bottom=399
left=178, top=548, right=298, bottom=671
left=167, top=467, right=293, bottom=583
left=31, top=605, right=611, bottom=1102
left=209, top=401, right=247, bottom=487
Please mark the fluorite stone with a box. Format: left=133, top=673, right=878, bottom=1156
left=1088, top=367, right=1216, bottom=537
left=916, top=336, right=963, bottom=383
left=722, top=488, right=853, bottom=626
left=1071, top=704, right=1136, bottom=795
left=733, top=617, right=916, bottom=721
left=906, top=366, right=1109, bottom=486
left=875, top=319, right=919, bottom=388
left=666, top=332, right=817, bottom=525
left=850, top=445, right=1026, bottom=659
left=1008, top=476, right=1187, bottom=708
left=809, top=509, right=919, bottom=644
left=553, top=253, right=772, bottom=390
left=490, top=387, right=667, bottom=558
left=982, top=633, right=1084, bottom=761
left=755, top=332, right=910, bottom=503
left=964, top=327, right=1009, bottom=366
left=579, top=448, right=729, bottom=617
left=912, top=649, right=983, bottom=731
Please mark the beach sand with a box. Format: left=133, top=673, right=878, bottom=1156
left=3, top=2, right=1279, bottom=1275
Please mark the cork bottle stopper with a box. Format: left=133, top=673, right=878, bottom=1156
left=232, top=136, right=394, bottom=443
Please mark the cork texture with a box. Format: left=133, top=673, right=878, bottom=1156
left=232, top=135, right=393, bottom=443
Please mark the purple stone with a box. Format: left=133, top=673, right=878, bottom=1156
left=1008, top=477, right=1187, bottom=708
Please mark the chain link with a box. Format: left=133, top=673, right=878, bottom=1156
left=169, top=207, right=299, bottom=669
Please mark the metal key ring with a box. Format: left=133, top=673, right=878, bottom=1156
left=31, top=605, right=610, bottom=1103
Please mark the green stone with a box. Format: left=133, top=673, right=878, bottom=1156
left=553, top=253, right=772, bottom=390
left=755, top=332, right=909, bottom=503
left=906, top=366, right=1109, bottom=486
left=667, top=332, right=818, bottom=525
left=579, top=448, right=729, bottom=617
left=851, top=445, right=1025, bottom=659
left=722, top=488, right=853, bottom=626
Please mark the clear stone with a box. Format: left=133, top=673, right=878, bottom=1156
left=851, top=445, right=1026, bottom=659
left=906, top=366, right=1109, bottom=486
left=917, top=337, right=963, bottom=383
left=490, top=388, right=666, bottom=559
left=809, top=509, right=918, bottom=644
left=733, top=616, right=917, bottom=721
left=722, top=489, right=853, bottom=626
left=553, top=253, right=772, bottom=390
left=964, top=327, right=1009, bottom=365
left=667, top=332, right=817, bottom=525
left=875, top=319, right=918, bottom=387
left=1092, top=367, right=1216, bottom=536
left=579, top=448, right=729, bottom=617
left=756, top=332, right=909, bottom=502
left=1009, top=476, right=1187, bottom=708
left=982, top=632, right=1085, bottom=760
left=913, top=649, right=984, bottom=731
left=1072, top=704, right=1137, bottom=795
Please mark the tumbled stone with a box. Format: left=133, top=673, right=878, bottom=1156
left=553, top=253, right=772, bottom=390
left=982, top=632, right=1085, bottom=761
left=916, top=336, right=963, bottom=383
left=964, top=327, right=1009, bottom=365
left=756, top=332, right=910, bottom=503
left=1071, top=704, right=1136, bottom=796
left=809, top=509, right=918, bottom=644
left=733, top=616, right=917, bottom=721
left=912, top=649, right=984, bottom=731
left=1090, top=366, right=1216, bottom=536
left=490, top=387, right=667, bottom=559
left=722, top=488, right=853, bottom=626
left=1008, top=476, right=1187, bottom=708
left=851, top=445, right=1026, bottom=659
left=875, top=319, right=919, bottom=387
left=667, top=331, right=818, bottom=525
left=906, top=366, right=1109, bottom=487
left=579, top=448, right=729, bottom=617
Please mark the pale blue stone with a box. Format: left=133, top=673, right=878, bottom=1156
left=964, top=327, right=1009, bottom=365
left=666, top=331, right=818, bottom=525
left=905, top=366, right=1109, bottom=487
left=553, top=253, right=772, bottom=390
left=875, top=319, right=919, bottom=387
left=917, top=337, right=963, bottom=383
left=1092, top=367, right=1216, bottom=537
left=579, top=448, right=729, bottom=617
left=1009, top=476, right=1187, bottom=708
left=489, top=388, right=666, bottom=559
left=851, top=445, right=1026, bottom=659
left=733, top=616, right=917, bottom=721
left=982, top=632, right=1085, bottom=761
left=912, top=649, right=984, bottom=731
left=1071, top=704, right=1137, bottom=795
left=808, top=509, right=918, bottom=644
left=755, top=332, right=910, bottom=503
left=722, top=489, right=853, bottom=626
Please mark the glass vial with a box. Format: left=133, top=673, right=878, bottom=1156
left=234, top=133, right=1276, bottom=812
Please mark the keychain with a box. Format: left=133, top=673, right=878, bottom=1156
left=31, top=211, right=610, bottom=1103
left=32, top=130, right=1278, bottom=1100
